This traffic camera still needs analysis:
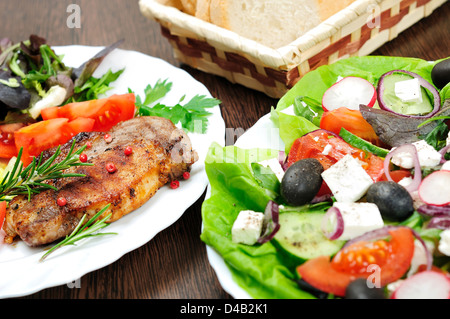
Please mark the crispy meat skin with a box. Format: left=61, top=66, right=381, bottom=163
left=3, top=116, right=197, bottom=246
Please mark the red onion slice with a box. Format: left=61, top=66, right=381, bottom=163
left=426, top=216, right=450, bottom=230
left=342, top=225, right=432, bottom=271
left=321, top=206, right=344, bottom=240
left=439, top=144, right=450, bottom=164
left=257, top=200, right=280, bottom=244
left=377, top=70, right=441, bottom=118
left=278, top=151, right=288, bottom=171
left=417, top=204, right=450, bottom=217
left=384, top=144, right=422, bottom=193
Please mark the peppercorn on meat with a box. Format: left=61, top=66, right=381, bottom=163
left=2, top=116, right=198, bottom=246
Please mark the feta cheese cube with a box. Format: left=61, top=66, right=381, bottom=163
left=394, top=78, right=422, bottom=103
left=29, top=85, right=67, bottom=119
left=321, top=155, right=374, bottom=202
left=390, top=140, right=442, bottom=169
left=332, top=202, right=384, bottom=240
left=438, top=229, right=450, bottom=256
left=258, top=158, right=285, bottom=182
left=231, top=210, right=264, bottom=245
left=322, top=144, right=332, bottom=156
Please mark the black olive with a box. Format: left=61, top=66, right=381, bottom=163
left=345, top=278, right=386, bottom=299
left=296, top=279, right=329, bottom=299
left=366, top=181, right=414, bottom=222
left=431, top=58, right=450, bottom=90
left=280, top=158, right=323, bottom=206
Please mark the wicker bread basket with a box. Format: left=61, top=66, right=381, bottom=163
left=139, top=0, right=447, bottom=98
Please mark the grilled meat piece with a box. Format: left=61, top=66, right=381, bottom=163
left=3, top=116, right=198, bottom=246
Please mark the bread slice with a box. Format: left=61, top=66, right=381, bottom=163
left=180, top=0, right=197, bottom=15
left=155, top=0, right=184, bottom=11
left=209, top=0, right=357, bottom=49
left=195, top=0, right=211, bottom=22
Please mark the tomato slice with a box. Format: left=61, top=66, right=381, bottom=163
left=287, top=129, right=385, bottom=182
left=297, top=227, right=415, bottom=297
left=381, top=169, right=412, bottom=183
left=14, top=117, right=95, bottom=166
left=0, top=123, right=28, bottom=159
left=0, top=201, right=6, bottom=229
left=320, top=107, right=384, bottom=146
left=41, top=93, right=136, bottom=132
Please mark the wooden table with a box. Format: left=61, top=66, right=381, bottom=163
left=1, top=0, right=449, bottom=299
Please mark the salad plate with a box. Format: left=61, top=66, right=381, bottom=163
left=0, top=45, right=225, bottom=298
left=202, top=56, right=450, bottom=299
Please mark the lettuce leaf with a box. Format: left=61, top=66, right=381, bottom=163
left=200, top=143, right=315, bottom=299
left=276, top=56, right=439, bottom=112
left=273, top=56, right=444, bottom=151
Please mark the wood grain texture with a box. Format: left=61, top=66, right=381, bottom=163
left=1, top=0, right=449, bottom=299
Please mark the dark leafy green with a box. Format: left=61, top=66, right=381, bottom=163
left=0, top=35, right=123, bottom=122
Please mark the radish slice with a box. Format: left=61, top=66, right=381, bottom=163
left=322, top=77, right=377, bottom=112
left=418, top=170, right=450, bottom=206
left=391, top=271, right=450, bottom=299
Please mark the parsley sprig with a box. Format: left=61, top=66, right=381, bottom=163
left=130, top=79, right=221, bottom=133
left=40, top=204, right=116, bottom=261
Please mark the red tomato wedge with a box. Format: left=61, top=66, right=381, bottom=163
left=297, top=227, right=415, bottom=297
left=0, top=123, right=27, bottom=158
left=14, top=117, right=95, bottom=166
left=0, top=201, right=6, bottom=229
left=41, top=93, right=136, bottom=132
left=287, top=129, right=385, bottom=182
left=320, top=107, right=383, bottom=146
left=381, top=169, right=412, bottom=183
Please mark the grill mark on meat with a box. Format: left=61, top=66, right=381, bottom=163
left=2, top=116, right=198, bottom=246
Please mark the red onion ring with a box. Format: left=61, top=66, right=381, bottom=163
left=257, top=200, right=280, bottom=244
left=384, top=144, right=422, bottom=193
left=321, top=206, right=344, bottom=240
left=417, top=204, right=450, bottom=217
left=439, top=144, right=450, bottom=164
left=426, top=216, right=450, bottom=230
left=341, top=225, right=432, bottom=271
left=377, top=70, right=441, bottom=118
left=278, top=151, right=288, bottom=171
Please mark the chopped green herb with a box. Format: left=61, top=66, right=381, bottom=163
left=131, top=79, right=221, bottom=133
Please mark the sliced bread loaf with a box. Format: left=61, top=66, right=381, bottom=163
left=209, top=0, right=357, bottom=48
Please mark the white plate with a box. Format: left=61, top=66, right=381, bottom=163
left=0, top=45, right=225, bottom=298
left=205, top=113, right=284, bottom=299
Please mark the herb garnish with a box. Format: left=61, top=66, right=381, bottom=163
left=40, top=203, right=116, bottom=261
left=130, top=79, right=221, bottom=133
left=0, top=140, right=92, bottom=201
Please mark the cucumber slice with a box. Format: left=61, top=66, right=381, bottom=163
left=339, top=127, right=389, bottom=158
left=381, top=73, right=433, bottom=116
left=273, top=212, right=345, bottom=263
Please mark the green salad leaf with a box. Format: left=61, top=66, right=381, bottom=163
left=273, top=56, right=443, bottom=149
left=201, top=143, right=316, bottom=299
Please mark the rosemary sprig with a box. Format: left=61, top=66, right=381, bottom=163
left=40, top=204, right=117, bottom=261
left=0, top=139, right=93, bottom=201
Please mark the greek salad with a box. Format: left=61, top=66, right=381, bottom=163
left=201, top=56, right=450, bottom=299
